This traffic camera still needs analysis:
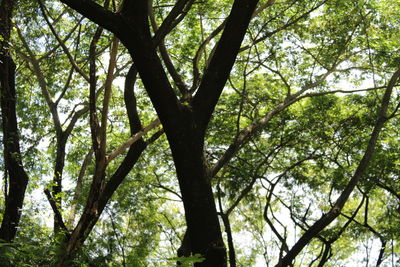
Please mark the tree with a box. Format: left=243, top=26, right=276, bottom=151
left=1, top=0, right=400, bottom=266
left=0, top=0, right=29, bottom=243
left=57, top=0, right=260, bottom=265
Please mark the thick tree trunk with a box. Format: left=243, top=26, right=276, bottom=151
left=168, top=117, right=226, bottom=266
left=0, top=0, right=29, bottom=243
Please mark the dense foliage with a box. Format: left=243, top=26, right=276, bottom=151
left=0, top=0, right=399, bottom=266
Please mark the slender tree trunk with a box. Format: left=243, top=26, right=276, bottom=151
left=53, top=134, right=68, bottom=233
left=67, top=150, right=93, bottom=228
left=56, top=139, right=146, bottom=266
left=0, top=0, right=29, bottom=242
left=57, top=62, right=149, bottom=264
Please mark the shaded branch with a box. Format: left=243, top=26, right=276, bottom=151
left=88, top=26, right=103, bottom=157
left=99, top=36, right=119, bottom=160
left=59, top=0, right=123, bottom=35
left=44, top=188, right=69, bottom=235
left=55, top=66, right=74, bottom=106
left=192, top=0, right=260, bottom=131
left=38, top=16, right=83, bottom=62
left=152, top=0, right=195, bottom=45
left=239, top=0, right=328, bottom=52
left=15, top=26, right=62, bottom=133
left=148, top=0, right=189, bottom=97
left=67, top=149, right=93, bottom=228
left=191, top=0, right=274, bottom=92
left=38, top=0, right=90, bottom=82
left=210, top=61, right=377, bottom=178
left=217, top=185, right=236, bottom=267
left=276, top=65, right=400, bottom=267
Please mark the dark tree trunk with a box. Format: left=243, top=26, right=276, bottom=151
left=53, top=134, right=68, bottom=233
left=168, top=118, right=226, bottom=266
left=0, top=0, right=29, bottom=243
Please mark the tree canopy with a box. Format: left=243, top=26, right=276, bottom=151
left=0, top=0, right=399, bottom=266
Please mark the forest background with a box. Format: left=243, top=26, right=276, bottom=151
left=0, top=0, right=399, bottom=266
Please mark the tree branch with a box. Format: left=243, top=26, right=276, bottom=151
left=276, top=65, right=400, bottom=267
left=106, top=118, right=161, bottom=164
left=191, top=0, right=274, bottom=92
left=152, top=0, right=195, bottom=45
left=15, top=26, right=63, bottom=133
left=99, top=36, right=119, bottom=161
left=210, top=61, right=359, bottom=178
left=239, top=0, right=328, bottom=52
left=67, top=149, right=93, bottom=228
left=192, top=0, right=259, bottom=131
left=38, top=0, right=90, bottom=82
left=59, top=0, right=123, bottom=35
left=148, top=0, right=189, bottom=97
left=44, top=188, right=70, bottom=235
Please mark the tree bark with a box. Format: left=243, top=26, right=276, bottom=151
left=53, top=133, right=68, bottom=233
left=0, top=0, right=29, bottom=242
left=56, top=139, right=147, bottom=266
left=169, top=119, right=226, bottom=266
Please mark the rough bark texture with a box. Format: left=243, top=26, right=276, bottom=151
left=0, top=0, right=29, bottom=242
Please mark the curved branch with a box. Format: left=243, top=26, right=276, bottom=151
left=148, top=0, right=189, bottom=96
left=192, top=0, right=260, bottom=131
left=191, top=0, right=274, bottom=92
left=276, top=66, right=400, bottom=267
left=59, top=0, right=123, bottom=35
left=38, top=0, right=90, bottom=82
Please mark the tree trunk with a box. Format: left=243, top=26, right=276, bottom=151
left=53, top=134, right=68, bottom=234
left=0, top=0, right=29, bottom=242
left=168, top=116, right=226, bottom=266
